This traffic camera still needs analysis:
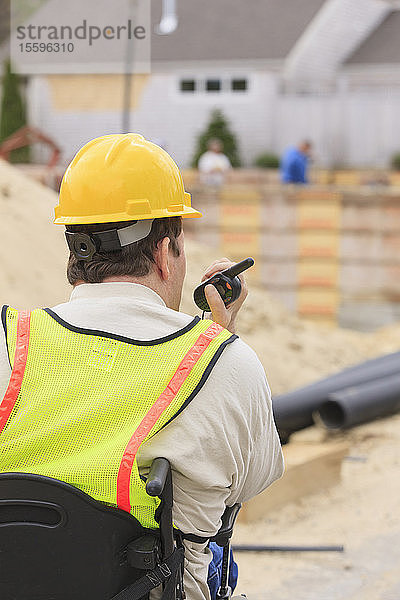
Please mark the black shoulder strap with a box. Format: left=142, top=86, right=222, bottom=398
left=175, top=530, right=210, bottom=544
left=110, top=547, right=184, bottom=600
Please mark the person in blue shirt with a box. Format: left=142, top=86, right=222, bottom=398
left=280, top=140, right=312, bottom=184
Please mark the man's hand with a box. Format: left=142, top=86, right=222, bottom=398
left=202, top=258, right=249, bottom=333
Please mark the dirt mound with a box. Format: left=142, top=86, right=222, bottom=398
left=0, top=160, right=69, bottom=309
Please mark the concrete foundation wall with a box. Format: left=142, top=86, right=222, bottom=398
left=185, top=180, right=400, bottom=330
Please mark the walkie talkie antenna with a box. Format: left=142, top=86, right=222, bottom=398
left=223, top=258, right=255, bottom=279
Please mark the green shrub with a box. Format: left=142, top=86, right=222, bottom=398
left=191, top=109, right=241, bottom=167
left=0, top=60, right=30, bottom=163
left=391, top=153, right=400, bottom=171
left=254, top=152, right=280, bottom=169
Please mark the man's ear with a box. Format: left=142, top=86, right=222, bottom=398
left=154, top=237, right=171, bottom=281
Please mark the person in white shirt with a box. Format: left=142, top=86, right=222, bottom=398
left=0, top=134, right=283, bottom=600
left=198, top=139, right=231, bottom=187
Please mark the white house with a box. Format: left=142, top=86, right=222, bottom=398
left=3, top=0, right=400, bottom=168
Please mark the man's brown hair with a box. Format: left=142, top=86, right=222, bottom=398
left=66, top=216, right=182, bottom=285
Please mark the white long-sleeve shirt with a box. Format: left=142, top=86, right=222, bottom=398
left=0, top=282, right=283, bottom=599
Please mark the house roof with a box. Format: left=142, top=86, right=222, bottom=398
left=346, top=10, right=400, bottom=64
left=151, top=0, right=326, bottom=62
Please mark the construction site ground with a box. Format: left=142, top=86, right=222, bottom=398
left=1, top=160, right=399, bottom=600
left=233, top=413, right=400, bottom=600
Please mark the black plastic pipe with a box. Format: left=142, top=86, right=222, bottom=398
left=272, top=351, right=400, bottom=442
left=315, top=373, right=400, bottom=430
left=232, top=545, right=344, bottom=553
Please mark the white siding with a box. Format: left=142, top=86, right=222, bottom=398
left=27, top=70, right=277, bottom=168
left=27, top=67, right=400, bottom=169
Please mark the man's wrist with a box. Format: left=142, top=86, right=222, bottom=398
left=227, top=322, right=236, bottom=334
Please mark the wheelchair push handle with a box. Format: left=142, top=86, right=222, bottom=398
left=211, top=503, right=241, bottom=547
left=145, top=457, right=170, bottom=497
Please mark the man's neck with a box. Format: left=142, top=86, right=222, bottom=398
left=73, top=276, right=176, bottom=310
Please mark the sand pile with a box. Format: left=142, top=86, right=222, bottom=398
left=1, top=159, right=399, bottom=396
left=0, top=160, right=69, bottom=309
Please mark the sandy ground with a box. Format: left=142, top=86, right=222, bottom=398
left=1, top=160, right=399, bottom=599
left=233, top=414, right=400, bottom=599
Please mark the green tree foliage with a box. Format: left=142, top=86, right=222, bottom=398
left=391, top=152, right=400, bottom=171
left=253, top=152, right=280, bottom=169
left=0, top=60, right=30, bottom=163
left=191, top=109, right=241, bottom=167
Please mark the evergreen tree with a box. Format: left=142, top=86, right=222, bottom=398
left=0, top=60, right=30, bottom=163
left=191, top=109, right=241, bottom=167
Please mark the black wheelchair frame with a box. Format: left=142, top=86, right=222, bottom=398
left=0, top=458, right=242, bottom=600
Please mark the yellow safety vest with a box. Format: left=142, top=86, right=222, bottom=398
left=0, top=306, right=236, bottom=529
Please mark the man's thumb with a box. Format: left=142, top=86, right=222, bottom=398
left=204, top=285, right=229, bottom=328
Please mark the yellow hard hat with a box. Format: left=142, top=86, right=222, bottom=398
left=54, top=133, right=202, bottom=225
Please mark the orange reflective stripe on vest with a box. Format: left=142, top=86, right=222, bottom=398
left=116, top=322, right=224, bottom=511
left=0, top=311, right=31, bottom=434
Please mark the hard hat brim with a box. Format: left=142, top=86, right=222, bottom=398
left=54, top=204, right=202, bottom=225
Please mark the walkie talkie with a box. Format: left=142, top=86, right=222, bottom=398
left=193, top=258, right=255, bottom=312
